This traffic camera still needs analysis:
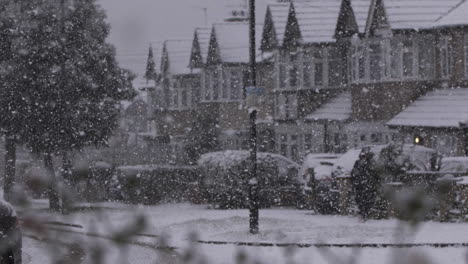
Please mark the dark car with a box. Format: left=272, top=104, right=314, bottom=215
left=0, top=200, right=21, bottom=264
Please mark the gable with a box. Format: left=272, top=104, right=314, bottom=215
left=335, top=0, right=360, bottom=38
left=367, top=0, right=390, bottom=36
left=190, top=31, right=203, bottom=68
left=206, top=27, right=221, bottom=66
left=261, top=6, right=278, bottom=51
left=161, top=44, right=169, bottom=76
left=283, top=4, right=302, bottom=48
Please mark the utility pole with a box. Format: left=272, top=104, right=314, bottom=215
left=248, top=0, right=259, bottom=235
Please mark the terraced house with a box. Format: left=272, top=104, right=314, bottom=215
left=143, top=0, right=468, bottom=165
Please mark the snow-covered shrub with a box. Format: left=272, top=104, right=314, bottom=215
left=198, top=150, right=300, bottom=209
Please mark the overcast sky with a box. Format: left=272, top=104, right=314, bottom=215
left=97, top=0, right=269, bottom=79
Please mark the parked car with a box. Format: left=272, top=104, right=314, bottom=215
left=300, top=144, right=437, bottom=214
left=332, top=144, right=437, bottom=179
left=0, top=200, right=21, bottom=264
left=298, top=153, right=341, bottom=184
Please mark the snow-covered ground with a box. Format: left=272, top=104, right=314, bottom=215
left=23, top=201, right=468, bottom=264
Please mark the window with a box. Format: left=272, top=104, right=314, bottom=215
left=204, top=73, right=211, bottom=100
left=289, top=53, right=299, bottom=88
left=285, top=94, right=297, bottom=119
left=352, top=45, right=366, bottom=81
left=328, top=47, right=341, bottom=86
left=439, top=36, right=452, bottom=79
left=369, top=43, right=383, bottom=81
left=212, top=69, right=219, bottom=100
left=279, top=134, right=287, bottom=157
left=181, top=90, right=187, bottom=107
left=290, top=135, right=299, bottom=161
left=402, top=40, right=415, bottom=77
left=222, top=69, right=229, bottom=99
left=304, top=134, right=312, bottom=152
left=172, top=90, right=178, bottom=108
left=275, top=94, right=297, bottom=119
left=418, top=36, right=434, bottom=79
left=278, top=54, right=287, bottom=89
left=303, top=52, right=312, bottom=88
left=313, top=50, right=324, bottom=86
left=230, top=70, right=242, bottom=100
left=465, top=32, right=468, bottom=77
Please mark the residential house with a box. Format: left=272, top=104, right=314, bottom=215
left=384, top=0, right=468, bottom=156
left=198, top=21, right=275, bottom=152
left=155, top=39, right=202, bottom=164
left=265, top=0, right=350, bottom=161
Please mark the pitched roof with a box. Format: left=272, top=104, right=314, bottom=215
left=292, top=1, right=342, bottom=44
left=378, top=0, right=462, bottom=30
left=305, top=92, right=352, bottom=121
left=195, top=27, right=211, bottom=64
left=149, top=41, right=164, bottom=73
left=432, top=0, right=468, bottom=28
left=163, top=39, right=194, bottom=75
left=387, top=88, right=468, bottom=128
left=351, top=0, right=373, bottom=32
left=211, top=22, right=264, bottom=64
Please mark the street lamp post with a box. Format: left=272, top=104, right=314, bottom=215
left=248, top=0, right=259, bottom=235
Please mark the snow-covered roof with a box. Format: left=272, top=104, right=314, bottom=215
left=195, top=27, right=211, bottom=64
left=163, top=39, right=194, bottom=75
left=387, top=88, right=468, bottom=128
left=381, top=0, right=462, bottom=30
left=267, top=2, right=290, bottom=46
left=305, top=92, right=352, bottom=122
left=292, top=1, right=342, bottom=43
left=351, top=0, right=373, bottom=33
left=432, top=0, right=468, bottom=28
left=150, top=41, right=164, bottom=73
left=212, top=22, right=264, bottom=63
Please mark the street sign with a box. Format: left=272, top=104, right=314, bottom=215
left=245, top=86, right=265, bottom=96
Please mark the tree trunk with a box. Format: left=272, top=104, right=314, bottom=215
left=61, top=152, right=73, bottom=214
left=44, top=152, right=60, bottom=212
left=3, top=136, right=16, bottom=202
